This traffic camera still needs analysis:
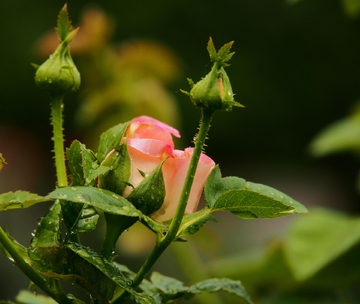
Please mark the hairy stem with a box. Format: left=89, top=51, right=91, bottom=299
left=114, top=109, right=214, bottom=303
left=51, top=94, right=68, bottom=188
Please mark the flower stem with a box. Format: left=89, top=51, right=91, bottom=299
left=0, top=226, right=72, bottom=304
left=51, top=94, right=68, bottom=188
left=113, top=109, right=214, bottom=303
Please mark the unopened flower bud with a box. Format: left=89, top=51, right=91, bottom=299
left=182, top=38, right=243, bottom=112
left=35, top=29, right=80, bottom=94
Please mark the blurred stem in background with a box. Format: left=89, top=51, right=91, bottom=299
left=171, top=240, right=224, bottom=304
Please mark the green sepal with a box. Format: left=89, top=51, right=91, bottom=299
left=0, top=191, right=50, bottom=211
left=56, top=4, right=73, bottom=41
left=127, top=159, right=166, bottom=216
left=98, top=143, right=131, bottom=196
left=97, top=122, right=130, bottom=164
left=31, top=201, right=62, bottom=247
left=204, top=165, right=308, bottom=219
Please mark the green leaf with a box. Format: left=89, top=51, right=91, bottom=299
left=15, top=290, right=57, bottom=304
left=176, top=209, right=218, bottom=237
left=46, top=186, right=142, bottom=218
left=31, top=201, right=62, bottom=247
left=205, top=165, right=246, bottom=208
left=28, top=245, right=116, bottom=303
left=67, top=141, right=85, bottom=185
left=127, top=160, right=166, bottom=216
left=67, top=140, right=111, bottom=187
left=56, top=4, right=73, bottom=41
left=205, top=166, right=307, bottom=219
left=98, top=143, right=131, bottom=196
left=189, top=278, right=252, bottom=303
left=284, top=208, right=360, bottom=282
left=0, top=191, right=49, bottom=211
left=97, top=122, right=130, bottom=164
left=150, top=272, right=253, bottom=304
left=29, top=244, right=156, bottom=304
left=309, top=113, right=360, bottom=157
left=66, top=141, right=106, bottom=233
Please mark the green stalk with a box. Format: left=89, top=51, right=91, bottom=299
left=51, top=94, right=81, bottom=244
left=51, top=94, right=68, bottom=188
left=0, top=227, right=72, bottom=304
left=114, top=109, right=214, bottom=303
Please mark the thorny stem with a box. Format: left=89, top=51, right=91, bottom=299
left=51, top=94, right=68, bottom=188
left=0, top=226, right=72, bottom=304
left=114, top=109, right=214, bottom=303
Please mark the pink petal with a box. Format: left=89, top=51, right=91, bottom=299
left=152, top=148, right=215, bottom=221
left=123, top=145, right=165, bottom=197
left=131, top=116, right=180, bottom=138
left=127, top=122, right=175, bottom=150
left=127, top=138, right=174, bottom=158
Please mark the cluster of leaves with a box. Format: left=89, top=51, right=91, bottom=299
left=0, top=118, right=307, bottom=303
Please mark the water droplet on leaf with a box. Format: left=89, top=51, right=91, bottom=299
left=74, top=193, right=91, bottom=203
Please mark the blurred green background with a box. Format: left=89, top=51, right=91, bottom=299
left=2, top=0, right=360, bottom=302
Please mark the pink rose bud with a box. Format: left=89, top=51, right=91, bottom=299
left=104, top=116, right=215, bottom=222
left=122, top=116, right=180, bottom=198
left=152, top=148, right=215, bottom=222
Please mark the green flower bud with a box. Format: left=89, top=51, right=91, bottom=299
left=182, top=38, right=243, bottom=112
left=35, top=29, right=80, bottom=94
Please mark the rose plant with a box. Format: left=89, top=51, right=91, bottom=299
left=0, top=5, right=308, bottom=304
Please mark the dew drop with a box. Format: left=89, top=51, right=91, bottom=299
left=74, top=193, right=91, bottom=204
left=289, top=200, right=293, bottom=204
left=112, top=194, right=119, bottom=199
left=71, top=187, right=77, bottom=191
left=31, top=229, right=37, bottom=237
left=37, top=217, right=44, bottom=225
left=228, top=90, right=232, bottom=96
left=57, top=193, right=68, bottom=200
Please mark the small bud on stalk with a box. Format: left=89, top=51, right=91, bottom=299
left=34, top=4, right=80, bottom=95
left=182, top=38, right=243, bottom=112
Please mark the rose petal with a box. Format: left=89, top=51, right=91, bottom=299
left=127, top=138, right=173, bottom=158
left=127, top=122, right=175, bottom=150
left=132, top=115, right=180, bottom=138
left=152, top=148, right=215, bottom=221
left=123, top=145, right=166, bottom=197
